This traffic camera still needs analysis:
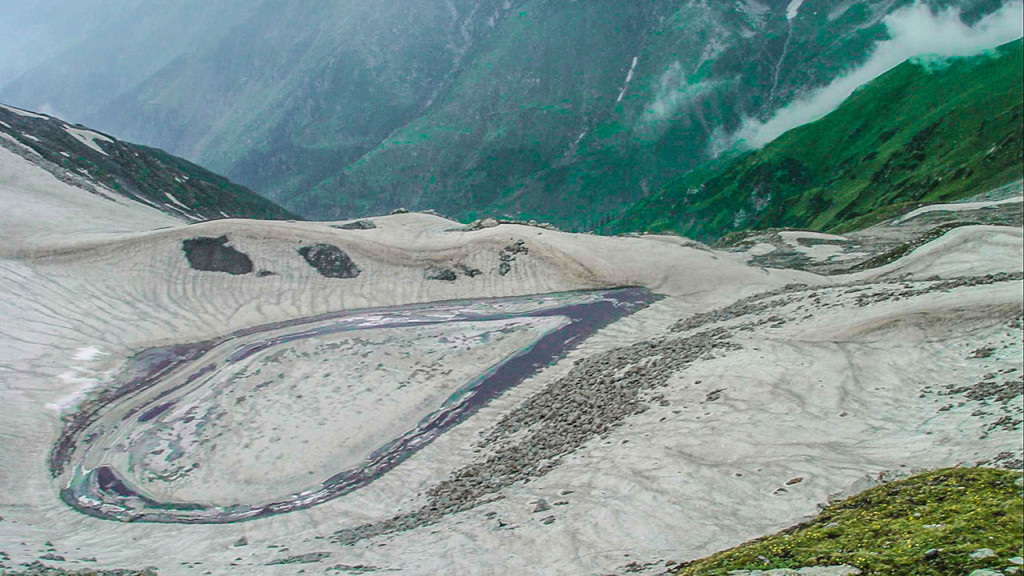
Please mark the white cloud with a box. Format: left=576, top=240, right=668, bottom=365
left=646, top=62, right=690, bottom=123
left=734, top=1, right=1024, bottom=149
left=636, top=61, right=717, bottom=140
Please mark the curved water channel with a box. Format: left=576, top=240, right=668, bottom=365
left=54, top=288, right=657, bottom=523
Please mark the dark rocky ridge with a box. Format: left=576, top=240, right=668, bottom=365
left=0, top=103, right=296, bottom=222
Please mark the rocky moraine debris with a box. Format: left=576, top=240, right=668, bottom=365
left=333, top=326, right=737, bottom=544
left=1, top=562, right=156, bottom=575
left=332, top=219, right=377, bottom=230
left=425, top=268, right=458, bottom=282
left=498, top=239, right=529, bottom=276
left=181, top=235, right=254, bottom=275
left=298, top=243, right=361, bottom=278
left=425, top=264, right=483, bottom=281
left=331, top=271, right=1023, bottom=546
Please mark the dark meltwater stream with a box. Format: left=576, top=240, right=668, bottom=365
left=56, top=288, right=658, bottom=523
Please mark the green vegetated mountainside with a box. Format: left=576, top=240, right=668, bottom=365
left=79, top=0, right=526, bottom=211
left=0, top=104, right=297, bottom=221
left=5, top=0, right=1005, bottom=227
left=295, top=0, right=907, bottom=225
left=610, top=39, right=1024, bottom=242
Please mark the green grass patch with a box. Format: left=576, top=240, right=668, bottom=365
left=611, top=40, right=1024, bottom=241
left=675, top=467, right=1024, bottom=576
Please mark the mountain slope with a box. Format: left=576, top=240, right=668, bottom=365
left=608, top=39, right=1024, bottom=241
left=81, top=0, right=525, bottom=208
left=0, top=103, right=297, bottom=222
left=312, top=0, right=912, bottom=225
left=4, top=0, right=1006, bottom=226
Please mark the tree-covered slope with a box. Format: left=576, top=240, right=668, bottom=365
left=609, top=39, right=1024, bottom=241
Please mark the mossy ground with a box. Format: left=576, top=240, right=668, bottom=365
left=675, top=468, right=1024, bottom=576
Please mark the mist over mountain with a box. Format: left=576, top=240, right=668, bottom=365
left=0, top=0, right=1015, bottom=228
left=0, top=0, right=261, bottom=121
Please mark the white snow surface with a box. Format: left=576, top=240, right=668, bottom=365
left=0, top=146, right=1021, bottom=575
left=0, top=146, right=181, bottom=254
left=786, top=0, right=805, bottom=20
left=73, top=346, right=106, bottom=362
left=895, top=195, right=1023, bottom=224
left=62, top=125, right=114, bottom=156
left=616, top=56, right=639, bottom=103
left=0, top=103, right=48, bottom=119
left=778, top=230, right=849, bottom=244
left=747, top=242, right=779, bottom=257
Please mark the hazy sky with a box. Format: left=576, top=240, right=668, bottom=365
left=0, top=1, right=131, bottom=87
left=0, top=0, right=264, bottom=123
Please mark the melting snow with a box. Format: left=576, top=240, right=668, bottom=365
left=786, top=0, right=805, bottom=20
left=164, top=192, right=203, bottom=221
left=895, top=196, right=1023, bottom=224
left=74, top=346, right=106, bottom=361
left=63, top=125, right=113, bottom=156
left=777, top=231, right=851, bottom=262
left=616, top=56, right=640, bottom=103
left=747, top=243, right=778, bottom=257
left=45, top=347, right=110, bottom=414
left=779, top=230, right=848, bottom=245
left=164, top=192, right=193, bottom=213
left=0, top=132, right=37, bottom=155
left=0, top=104, right=48, bottom=119
left=46, top=371, right=103, bottom=414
